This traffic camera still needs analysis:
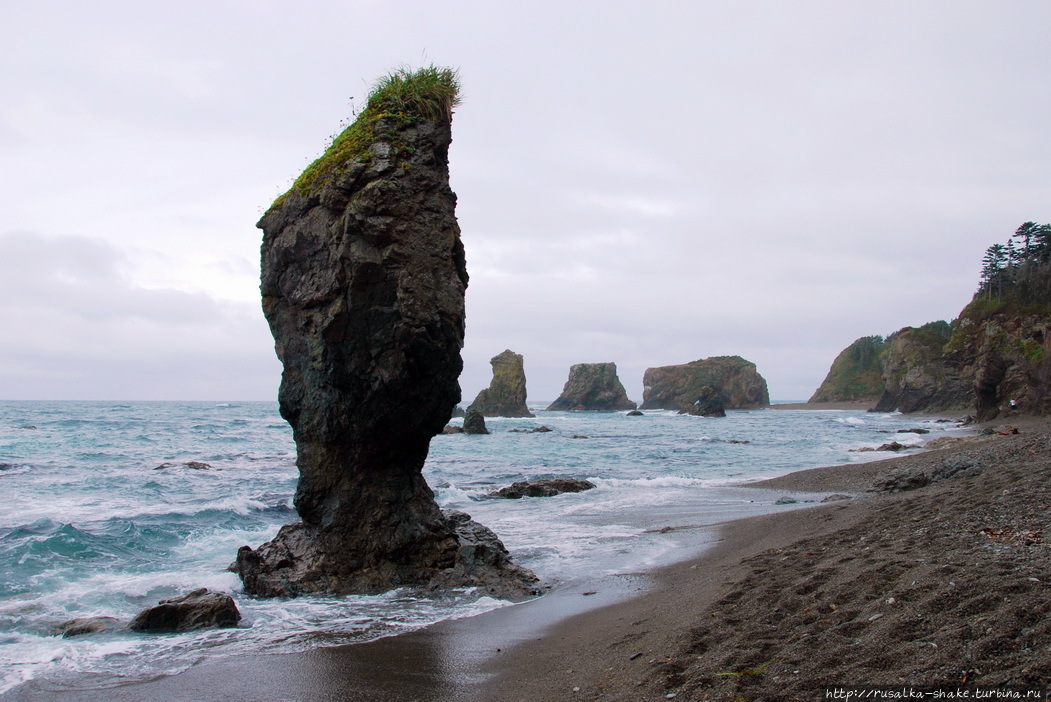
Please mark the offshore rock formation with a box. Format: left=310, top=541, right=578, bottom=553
left=640, top=356, right=769, bottom=411
left=684, top=385, right=726, bottom=417
left=468, top=350, right=534, bottom=417
left=462, top=409, right=490, bottom=434
left=809, top=336, right=887, bottom=403
left=546, top=362, right=637, bottom=411
left=237, top=67, right=535, bottom=599
left=488, top=478, right=596, bottom=499
left=872, top=322, right=970, bottom=413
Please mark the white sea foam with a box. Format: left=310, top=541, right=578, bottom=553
left=0, top=400, right=973, bottom=694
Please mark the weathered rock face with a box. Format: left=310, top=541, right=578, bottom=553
left=872, top=322, right=971, bottom=413
left=462, top=409, right=489, bottom=434
left=488, top=478, right=596, bottom=499
left=952, top=313, right=1051, bottom=421
left=468, top=350, right=534, bottom=417
left=237, top=67, right=535, bottom=598
left=640, top=356, right=769, bottom=411
left=546, top=362, right=636, bottom=411
left=128, top=589, right=240, bottom=633
left=809, top=336, right=887, bottom=403
left=684, top=385, right=726, bottom=417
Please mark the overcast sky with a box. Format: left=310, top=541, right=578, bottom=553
left=2, top=1, right=1049, bottom=403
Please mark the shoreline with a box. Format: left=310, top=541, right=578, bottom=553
left=7, top=414, right=1048, bottom=701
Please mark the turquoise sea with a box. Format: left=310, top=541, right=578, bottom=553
left=0, top=401, right=967, bottom=694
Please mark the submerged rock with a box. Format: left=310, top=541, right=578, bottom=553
left=57, top=616, right=121, bottom=638
left=488, top=478, right=596, bottom=499
left=128, top=589, right=240, bottom=633
left=469, top=350, right=534, bottom=417
left=154, top=461, right=214, bottom=471
left=546, top=362, right=636, bottom=411
left=236, top=67, right=535, bottom=598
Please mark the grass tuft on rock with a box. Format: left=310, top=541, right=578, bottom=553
left=273, top=65, right=461, bottom=207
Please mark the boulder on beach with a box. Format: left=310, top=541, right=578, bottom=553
left=488, top=478, right=596, bottom=499
left=128, top=588, right=240, bottom=633
left=469, top=350, right=535, bottom=418
left=546, top=362, right=637, bottom=411
left=641, top=356, right=769, bottom=411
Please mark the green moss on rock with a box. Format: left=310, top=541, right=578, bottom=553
left=271, top=66, right=461, bottom=210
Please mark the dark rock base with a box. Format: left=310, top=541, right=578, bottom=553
left=235, top=511, right=537, bottom=601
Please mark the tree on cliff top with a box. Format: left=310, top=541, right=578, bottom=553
left=976, top=221, right=1051, bottom=309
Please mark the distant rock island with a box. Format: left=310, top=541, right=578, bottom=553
left=468, top=350, right=534, bottom=417
left=236, top=66, right=535, bottom=599
left=809, top=221, right=1051, bottom=420
left=640, top=356, right=770, bottom=411
left=547, top=362, right=636, bottom=411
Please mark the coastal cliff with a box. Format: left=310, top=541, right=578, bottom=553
left=808, top=336, right=886, bottom=403
left=950, top=308, right=1051, bottom=420
left=872, top=321, right=970, bottom=413
left=810, top=222, right=1051, bottom=419
left=640, top=356, right=769, bottom=411
left=237, top=67, right=535, bottom=598
left=468, top=350, right=534, bottom=417
left=546, top=362, right=636, bottom=411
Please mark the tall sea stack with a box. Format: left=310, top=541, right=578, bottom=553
left=468, top=350, right=534, bottom=417
left=236, top=67, right=535, bottom=598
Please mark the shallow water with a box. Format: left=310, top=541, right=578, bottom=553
left=0, top=401, right=965, bottom=693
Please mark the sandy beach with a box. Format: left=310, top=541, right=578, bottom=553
left=6, top=413, right=1049, bottom=702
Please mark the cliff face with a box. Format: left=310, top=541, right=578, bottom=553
left=872, top=322, right=970, bottom=413
left=950, top=311, right=1051, bottom=421
left=236, top=67, right=535, bottom=598
left=468, top=350, right=534, bottom=417
left=640, top=356, right=769, bottom=411
left=809, top=336, right=886, bottom=403
left=546, top=362, right=636, bottom=411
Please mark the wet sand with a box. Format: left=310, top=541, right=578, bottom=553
left=7, top=415, right=1049, bottom=701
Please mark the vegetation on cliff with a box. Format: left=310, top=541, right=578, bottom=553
left=469, top=350, right=535, bottom=418
left=812, top=222, right=1051, bottom=417
left=274, top=65, right=461, bottom=207
left=808, top=335, right=887, bottom=402
left=976, top=221, right=1051, bottom=307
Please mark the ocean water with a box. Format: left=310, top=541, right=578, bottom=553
left=0, top=401, right=967, bottom=693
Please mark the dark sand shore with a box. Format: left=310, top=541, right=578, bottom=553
left=8, top=415, right=1049, bottom=701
